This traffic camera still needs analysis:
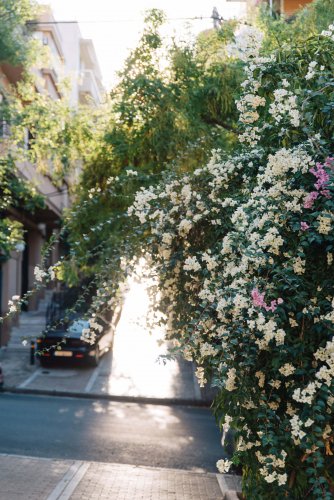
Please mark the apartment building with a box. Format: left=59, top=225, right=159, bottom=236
left=0, top=6, right=104, bottom=346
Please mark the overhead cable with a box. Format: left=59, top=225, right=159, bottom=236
left=26, top=15, right=223, bottom=25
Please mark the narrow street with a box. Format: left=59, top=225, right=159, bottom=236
left=0, top=277, right=228, bottom=498
left=11, top=278, right=200, bottom=401
left=0, top=393, right=223, bottom=471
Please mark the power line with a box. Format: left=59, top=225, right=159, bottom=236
left=26, top=15, right=222, bottom=25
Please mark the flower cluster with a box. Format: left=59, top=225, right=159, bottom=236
left=129, top=22, right=334, bottom=499
left=34, top=264, right=57, bottom=283
left=268, top=88, right=300, bottom=128
left=227, top=25, right=264, bottom=61
left=304, top=158, right=333, bottom=208
left=80, top=317, right=105, bottom=345
left=251, top=288, right=283, bottom=312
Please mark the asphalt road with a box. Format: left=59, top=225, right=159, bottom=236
left=0, top=393, right=224, bottom=472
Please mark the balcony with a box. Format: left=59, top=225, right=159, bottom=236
left=79, top=69, right=102, bottom=106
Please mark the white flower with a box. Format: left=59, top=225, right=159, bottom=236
left=293, top=257, right=305, bottom=275
left=178, top=219, right=192, bottom=236
left=268, top=88, right=300, bottom=127
left=216, top=459, right=232, bottom=474
left=48, top=266, right=56, bottom=281
left=88, top=319, right=103, bottom=333
left=305, top=61, right=317, bottom=80
left=9, top=303, right=17, bottom=313
left=318, top=214, right=332, bottom=235
left=222, top=415, right=232, bottom=434
left=80, top=328, right=96, bottom=345
left=184, top=256, right=201, bottom=272
left=290, top=415, right=306, bottom=440
left=279, top=363, right=295, bottom=376
left=264, top=473, right=277, bottom=483
left=278, top=473, right=287, bottom=486
left=200, top=342, right=217, bottom=357
left=255, top=371, right=265, bottom=388
left=226, top=368, right=237, bottom=391
left=162, top=233, right=173, bottom=245
left=195, top=366, right=207, bottom=387
left=34, top=266, right=47, bottom=282
left=293, top=382, right=319, bottom=405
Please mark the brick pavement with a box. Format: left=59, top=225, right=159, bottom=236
left=0, top=455, right=72, bottom=500
left=70, top=462, right=223, bottom=500
left=0, top=454, right=225, bottom=500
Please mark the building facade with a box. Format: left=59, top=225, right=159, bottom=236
left=245, top=0, right=313, bottom=16
left=0, top=6, right=104, bottom=346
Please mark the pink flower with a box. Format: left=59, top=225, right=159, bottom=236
left=310, top=163, right=330, bottom=192
left=324, top=157, right=334, bottom=168
left=251, top=288, right=266, bottom=308
left=304, top=191, right=318, bottom=209
left=304, top=158, right=332, bottom=209
left=251, top=289, right=283, bottom=312
left=264, top=300, right=277, bottom=312
left=300, top=222, right=309, bottom=231
left=322, top=189, right=331, bottom=199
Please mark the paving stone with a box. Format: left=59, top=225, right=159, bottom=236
left=70, top=462, right=223, bottom=500
left=0, top=455, right=72, bottom=500
left=0, top=454, right=224, bottom=500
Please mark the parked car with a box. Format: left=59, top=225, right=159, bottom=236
left=37, top=314, right=113, bottom=367
left=0, top=363, right=4, bottom=389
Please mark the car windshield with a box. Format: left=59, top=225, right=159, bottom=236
left=67, top=320, right=90, bottom=338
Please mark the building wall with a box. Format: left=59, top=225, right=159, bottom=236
left=57, top=22, right=82, bottom=108
left=246, top=0, right=313, bottom=16
left=282, top=0, right=313, bottom=15
left=0, top=6, right=103, bottom=345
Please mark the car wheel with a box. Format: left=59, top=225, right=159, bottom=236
left=91, top=346, right=100, bottom=367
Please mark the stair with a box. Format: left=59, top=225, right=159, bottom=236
left=7, top=291, right=53, bottom=350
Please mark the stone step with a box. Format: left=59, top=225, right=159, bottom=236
left=7, top=290, right=54, bottom=348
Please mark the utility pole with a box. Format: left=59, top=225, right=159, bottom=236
left=212, top=6, right=222, bottom=29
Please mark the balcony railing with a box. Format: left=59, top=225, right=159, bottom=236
left=79, top=70, right=102, bottom=105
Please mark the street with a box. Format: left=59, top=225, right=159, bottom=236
left=0, top=274, right=230, bottom=497
left=0, top=393, right=224, bottom=472
left=3, top=278, right=202, bottom=402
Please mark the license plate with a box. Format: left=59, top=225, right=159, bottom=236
left=54, top=351, right=73, bottom=357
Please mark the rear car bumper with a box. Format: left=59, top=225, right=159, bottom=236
left=37, top=346, right=97, bottom=363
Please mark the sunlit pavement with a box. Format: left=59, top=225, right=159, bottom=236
left=0, top=453, right=224, bottom=500
left=92, top=278, right=199, bottom=399
left=1, top=277, right=201, bottom=401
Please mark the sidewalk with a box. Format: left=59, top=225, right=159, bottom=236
left=0, top=453, right=237, bottom=500
left=0, top=294, right=49, bottom=388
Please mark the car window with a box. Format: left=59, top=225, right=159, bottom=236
left=67, top=320, right=90, bottom=335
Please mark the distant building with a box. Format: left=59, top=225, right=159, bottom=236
left=233, top=0, right=313, bottom=16
left=33, top=6, right=104, bottom=107
left=278, top=0, right=313, bottom=16
left=0, top=6, right=104, bottom=346
left=78, top=38, right=104, bottom=106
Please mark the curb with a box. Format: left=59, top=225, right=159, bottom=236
left=216, top=474, right=242, bottom=499
left=1, top=386, right=212, bottom=407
